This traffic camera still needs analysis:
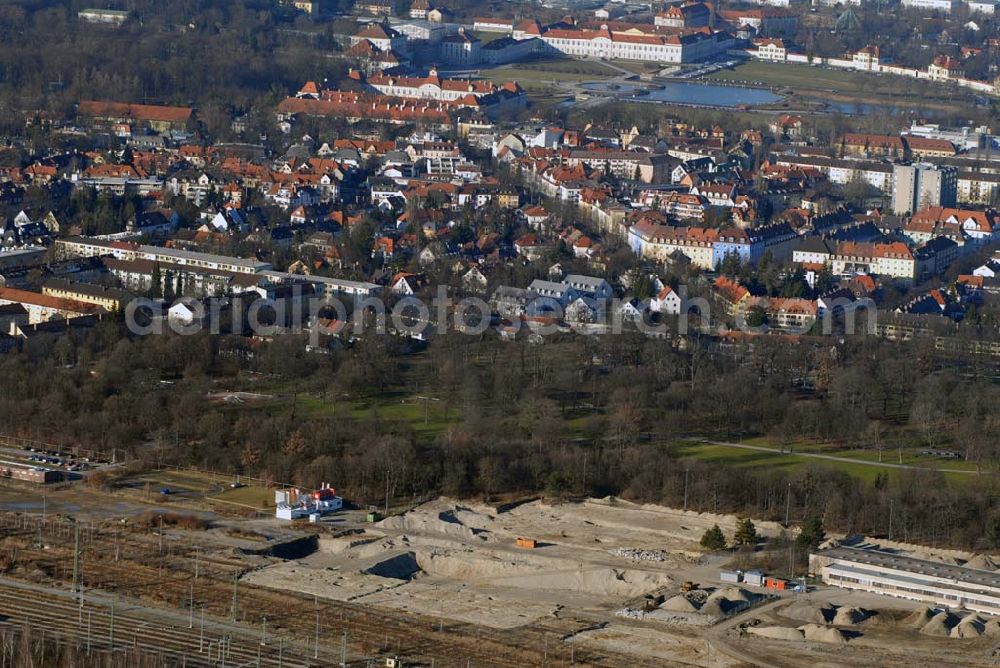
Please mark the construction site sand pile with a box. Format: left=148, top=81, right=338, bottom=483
left=964, top=554, right=1000, bottom=571
left=832, top=606, right=870, bottom=625
left=920, top=611, right=959, bottom=637
left=660, top=594, right=700, bottom=613
left=698, top=590, right=749, bottom=619
left=784, top=601, right=836, bottom=624
left=951, top=614, right=986, bottom=638
left=451, top=506, right=500, bottom=532
left=416, top=550, right=672, bottom=597
left=415, top=550, right=535, bottom=579
left=716, top=587, right=755, bottom=603
left=376, top=502, right=498, bottom=543
left=903, top=607, right=937, bottom=629
left=492, top=565, right=671, bottom=597
left=318, top=534, right=393, bottom=556
left=800, top=624, right=850, bottom=644
left=364, top=552, right=423, bottom=580
left=926, top=554, right=963, bottom=565
left=697, top=598, right=726, bottom=619
left=749, top=626, right=805, bottom=641
left=984, top=619, right=1000, bottom=637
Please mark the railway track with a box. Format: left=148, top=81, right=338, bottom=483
left=0, top=514, right=633, bottom=667
left=0, top=580, right=325, bottom=667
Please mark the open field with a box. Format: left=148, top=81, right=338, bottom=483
left=482, top=56, right=623, bottom=89
left=611, top=60, right=662, bottom=76
left=737, top=435, right=976, bottom=466
left=703, top=60, right=977, bottom=115
left=294, top=392, right=457, bottom=440
left=471, top=30, right=509, bottom=44
left=120, top=469, right=228, bottom=498
left=209, top=483, right=274, bottom=509
left=706, top=60, right=871, bottom=93
left=674, top=440, right=980, bottom=483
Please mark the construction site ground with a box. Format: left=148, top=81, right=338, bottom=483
left=0, top=478, right=998, bottom=666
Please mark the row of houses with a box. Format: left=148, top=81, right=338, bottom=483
left=627, top=219, right=798, bottom=269
left=53, top=237, right=380, bottom=300
left=774, top=153, right=1000, bottom=207
left=745, top=42, right=998, bottom=97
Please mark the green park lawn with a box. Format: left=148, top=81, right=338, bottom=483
left=674, top=441, right=979, bottom=484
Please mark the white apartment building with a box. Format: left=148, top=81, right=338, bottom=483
left=957, top=171, right=1000, bottom=205
left=892, top=162, right=958, bottom=215
left=392, top=19, right=450, bottom=43
left=754, top=38, right=787, bottom=61
left=830, top=241, right=915, bottom=281
left=439, top=29, right=481, bottom=65
left=851, top=45, right=881, bottom=71
left=55, top=237, right=271, bottom=274
left=901, top=0, right=959, bottom=12
left=627, top=220, right=717, bottom=269
left=773, top=155, right=893, bottom=192
left=534, top=25, right=729, bottom=64
left=968, top=0, right=996, bottom=13
left=364, top=69, right=523, bottom=103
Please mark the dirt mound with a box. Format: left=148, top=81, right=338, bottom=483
left=749, top=626, right=804, bottom=641
left=377, top=502, right=495, bottom=543
left=920, top=611, right=959, bottom=637
left=660, top=594, right=700, bottom=613
left=698, top=598, right=728, bottom=619
left=951, top=614, right=986, bottom=638
left=704, top=590, right=750, bottom=616
left=716, top=587, right=755, bottom=603
left=318, top=535, right=385, bottom=555
left=508, top=568, right=669, bottom=598
left=452, top=506, right=498, bottom=532
left=800, top=624, right=850, bottom=644
left=832, top=606, right=870, bottom=625
left=785, top=601, right=835, bottom=624
left=903, top=607, right=937, bottom=629
left=964, top=554, right=1000, bottom=571
left=984, top=619, right=1000, bottom=637
left=365, top=552, right=423, bottom=580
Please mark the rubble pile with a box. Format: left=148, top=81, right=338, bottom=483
left=610, top=547, right=667, bottom=562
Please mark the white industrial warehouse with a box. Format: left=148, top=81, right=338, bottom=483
left=810, top=546, right=1000, bottom=616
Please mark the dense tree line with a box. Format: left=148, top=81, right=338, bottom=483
left=3, top=314, right=1000, bottom=549
left=0, top=0, right=349, bottom=140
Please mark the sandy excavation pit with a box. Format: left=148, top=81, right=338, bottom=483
left=243, top=498, right=781, bottom=629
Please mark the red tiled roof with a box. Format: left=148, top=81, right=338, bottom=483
left=78, top=101, right=192, bottom=124
left=0, top=287, right=103, bottom=314
left=277, top=94, right=451, bottom=123
left=958, top=275, right=984, bottom=288
left=713, top=276, right=750, bottom=304
left=932, top=54, right=963, bottom=71
left=902, top=134, right=956, bottom=154
left=356, top=23, right=400, bottom=39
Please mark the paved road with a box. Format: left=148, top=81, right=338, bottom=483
left=685, top=438, right=981, bottom=475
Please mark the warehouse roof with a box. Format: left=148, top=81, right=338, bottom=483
left=818, top=546, right=1000, bottom=590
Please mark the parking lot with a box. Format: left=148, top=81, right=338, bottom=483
left=0, top=436, right=118, bottom=482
